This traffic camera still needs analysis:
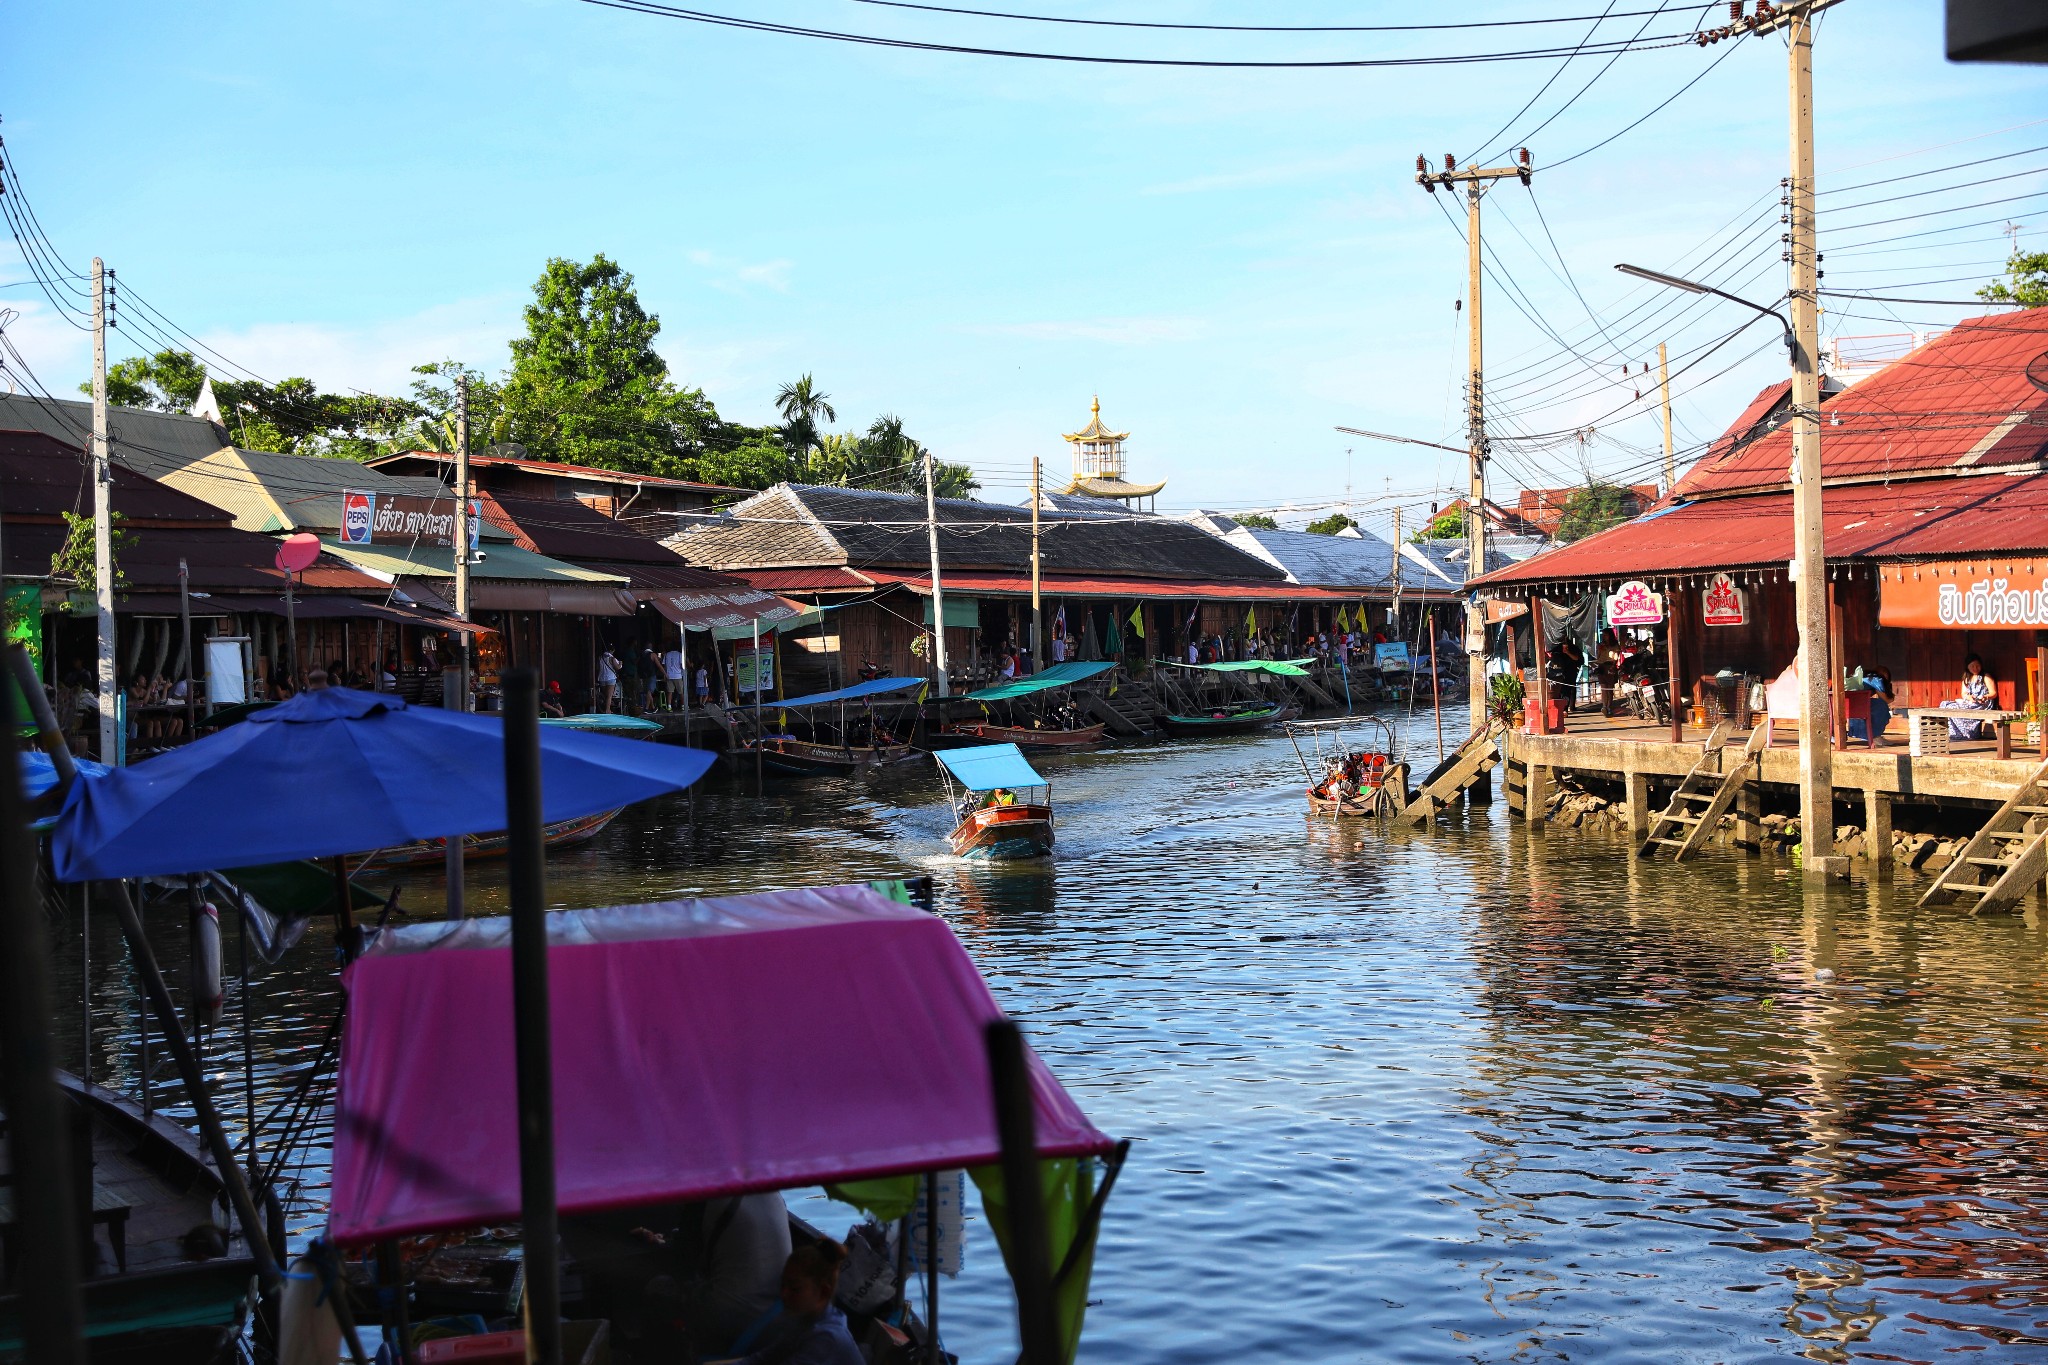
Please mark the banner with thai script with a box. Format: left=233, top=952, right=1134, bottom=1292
left=341, top=490, right=480, bottom=550
left=1880, top=559, right=2048, bottom=629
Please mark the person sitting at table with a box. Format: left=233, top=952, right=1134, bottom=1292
left=541, top=680, right=567, bottom=717
left=1941, top=653, right=1998, bottom=739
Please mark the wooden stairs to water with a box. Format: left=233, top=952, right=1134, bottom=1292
left=1079, top=686, right=1163, bottom=738
left=1917, top=757, right=2048, bottom=914
left=1637, top=723, right=1762, bottom=861
left=1404, top=719, right=1507, bottom=827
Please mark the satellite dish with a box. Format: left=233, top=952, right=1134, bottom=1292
left=2026, top=349, right=2048, bottom=396
left=275, top=533, right=322, bottom=575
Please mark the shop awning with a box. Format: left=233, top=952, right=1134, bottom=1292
left=964, top=661, right=1114, bottom=701
left=326, top=883, right=1114, bottom=1245
left=652, top=585, right=808, bottom=633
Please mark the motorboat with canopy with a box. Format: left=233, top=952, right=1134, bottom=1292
left=932, top=743, right=1057, bottom=859
left=329, top=881, right=1121, bottom=1362
left=935, top=661, right=1115, bottom=751
left=729, top=675, right=925, bottom=776
left=1157, top=659, right=1308, bottom=735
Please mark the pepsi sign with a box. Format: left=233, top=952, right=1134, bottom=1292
left=341, top=491, right=375, bottom=544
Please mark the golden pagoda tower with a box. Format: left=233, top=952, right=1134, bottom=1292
left=1062, top=396, right=1165, bottom=510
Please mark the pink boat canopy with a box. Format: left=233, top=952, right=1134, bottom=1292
left=327, top=883, right=1115, bottom=1246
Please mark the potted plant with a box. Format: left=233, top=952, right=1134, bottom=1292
left=1488, top=671, right=1526, bottom=728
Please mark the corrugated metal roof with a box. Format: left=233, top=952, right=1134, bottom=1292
left=854, top=568, right=1358, bottom=601
left=671, top=483, right=1284, bottom=584
left=369, top=449, right=748, bottom=495
left=1223, top=526, right=1448, bottom=593
left=0, top=393, right=229, bottom=473
left=320, top=537, right=626, bottom=584
left=1476, top=471, right=2048, bottom=589
left=146, top=447, right=466, bottom=535
left=1672, top=311, right=2048, bottom=497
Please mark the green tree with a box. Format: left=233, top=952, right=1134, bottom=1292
left=1417, top=508, right=1465, bottom=540
left=1305, top=512, right=1358, bottom=536
left=1555, top=482, right=1634, bottom=542
left=775, top=374, right=836, bottom=474
left=501, top=254, right=719, bottom=475
left=50, top=511, right=136, bottom=593
left=1979, top=250, right=2048, bottom=308
left=692, top=431, right=794, bottom=489
left=1236, top=512, right=1278, bottom=530
left=85, top=348, right=417, bottom=461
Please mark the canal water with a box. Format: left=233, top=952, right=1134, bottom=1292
left=45, top=712, right=2048, bottom=1363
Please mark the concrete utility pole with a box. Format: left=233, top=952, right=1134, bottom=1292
left=1391, top=505, right=1404, bottom=634
left=1688, top=0, right=1841, bottom=877
left=1030, top=456, right=1044, bottom=665
left=90, top=259, right=117, bottom=762
left=923, top=448, right=951, bottom=697
left=1416, top=147, right=1532, bottom=744
left=1657, top=341, right=1675, bottom=495
left=453, top=374, right=472, bottom=711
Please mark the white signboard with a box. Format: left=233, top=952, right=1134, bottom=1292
left=205, top=637, right=249, bottom=706
left=1702, top=572, right=1747, bottom=627
left=1605, top=579, right=1665, bottom=628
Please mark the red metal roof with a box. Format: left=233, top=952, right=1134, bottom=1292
left=1476, top=471, right=2048, bottom=589
left=1671, top=311, right=2048, bottom=497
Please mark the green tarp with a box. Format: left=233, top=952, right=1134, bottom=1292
left=964, top=661, right=1114, bottom=702
left=1167, top=658, right=1315, bottom=678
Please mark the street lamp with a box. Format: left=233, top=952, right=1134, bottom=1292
left=1615, top=264, right=1798, bottom=361
left=1616, top=261, right=1839, bottom=878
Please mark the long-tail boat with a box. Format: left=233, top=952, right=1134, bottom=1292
left=934, top=743, right=1057, bottom=859
left=1287, top=716, right=1407, bottom=818
left=731, top=675, right=924, bottom=778
left=0, top=1074, right=263, bottom=1364
left=931, top=661, right=1116, bottom=751
left=1158, top=700, right=1287, bottom=736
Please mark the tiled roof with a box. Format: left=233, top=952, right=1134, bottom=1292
left=1671, top=310, right=2048, bottom=497
left=670, top=483, right=1284, bottom=584
left=479, top=492, right=759, bottom=594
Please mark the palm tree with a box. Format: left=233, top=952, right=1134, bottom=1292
left=774, top=374, right=835, bottom=476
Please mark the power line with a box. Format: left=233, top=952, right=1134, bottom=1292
left=576, top=0, right=1710, bottom=68
left=849, top=0, right=1714, bottom=34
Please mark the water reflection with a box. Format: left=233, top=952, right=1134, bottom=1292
left=41, top=716, right=2048, bottom=1363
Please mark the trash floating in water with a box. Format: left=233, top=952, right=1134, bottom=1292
left=1815, top=967, right=1836, bottom=983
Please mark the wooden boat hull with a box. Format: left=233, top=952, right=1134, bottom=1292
left=948, top=803, right=1055, bottom=860
left=738, top=739, right=916, bottom=776
left=1159, top=706, right=1284, bottom=737
left=357, top=807, right=621, bottom=870
left=0, top=1074, right=257, bottom=1362
left=939, top=722, right=1105, bottom=751
left=1307, top=788, right=1398, bottom=818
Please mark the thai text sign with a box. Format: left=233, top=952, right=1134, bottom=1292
left=341, top=490, right=480, bottom=550
left=735, top=644, right=773, bottom=696
left=1702, top=572, right=1747, bottom=627
left=1880, top=559, right=2048, bottom=629
left=1605, top=579, right=1664, bottom=627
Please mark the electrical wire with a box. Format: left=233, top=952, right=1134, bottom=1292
left=848, top=0, right=1714, bottom=33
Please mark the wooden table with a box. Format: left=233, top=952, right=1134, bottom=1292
left=1902, top=707, right=2026, bottom=758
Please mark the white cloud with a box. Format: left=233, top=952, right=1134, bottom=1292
left=685, top=249, right=794, bottom=294
left=965, top=317, right=1210, bottom=345
left=179, top=296, right=523, bottom=395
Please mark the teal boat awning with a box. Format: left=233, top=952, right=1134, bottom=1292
left=1167, top=658, right=1315, bottom=678
left=934, top=743, right=1047, bottom=792
left=775, top=676, right=925, bottom=709
left=541, top=713, right=664, bottom=735
left=964, top=661, right=1114, bottom=701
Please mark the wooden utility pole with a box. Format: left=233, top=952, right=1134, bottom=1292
left=1030, top=456, right=1044, bottom=665
left=923, top=449, right=951, bottom=696
left=1417, top=147, right=1532, bottom=747
left=91, top=259, right=117, bottom=762
left=1657, top=341, right=1674, bottom=495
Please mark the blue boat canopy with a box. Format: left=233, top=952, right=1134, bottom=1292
left=773, top=676, right=925, bottom=709
left=934, top=743, right=1048, bottom=793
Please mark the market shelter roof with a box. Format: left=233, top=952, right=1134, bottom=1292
left=826, top=567, right=1359, bottom=602
left=1473, top=471, right=2048, bottom=591
left=670, top=483, right=1285, bottom=586
left=1672, top=311, right=2048, bottom=498
left=327, top=883, right=1114, bottom=1244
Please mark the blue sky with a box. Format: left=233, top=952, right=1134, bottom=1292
left=4, top=1, right=2043, bottom=532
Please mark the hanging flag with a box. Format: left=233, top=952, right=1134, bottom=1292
left=1336, top=604, right=1351, bottom=632
left=1052, top=604, right=1067, bottom=643
left=1184, top=603, right=1199, bottom=634
left=1128, top=603, right=1145, bottom=639
left=1244, top=605, right=1257, bottom=635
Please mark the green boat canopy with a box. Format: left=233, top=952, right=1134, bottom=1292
left=964, top=661, right=1114, bottom=702
left=1166, top=658, right=1315, bottom=678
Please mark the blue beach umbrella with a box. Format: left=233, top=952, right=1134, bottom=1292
left=50, top=687, right=714, bottom=882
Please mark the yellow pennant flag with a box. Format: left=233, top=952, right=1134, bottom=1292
left=1336, top=604, right=1350, bottom=632
left=1244, top=605, right=1257, bottom=635
left=1128, top=603, right=1145, bottom=639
